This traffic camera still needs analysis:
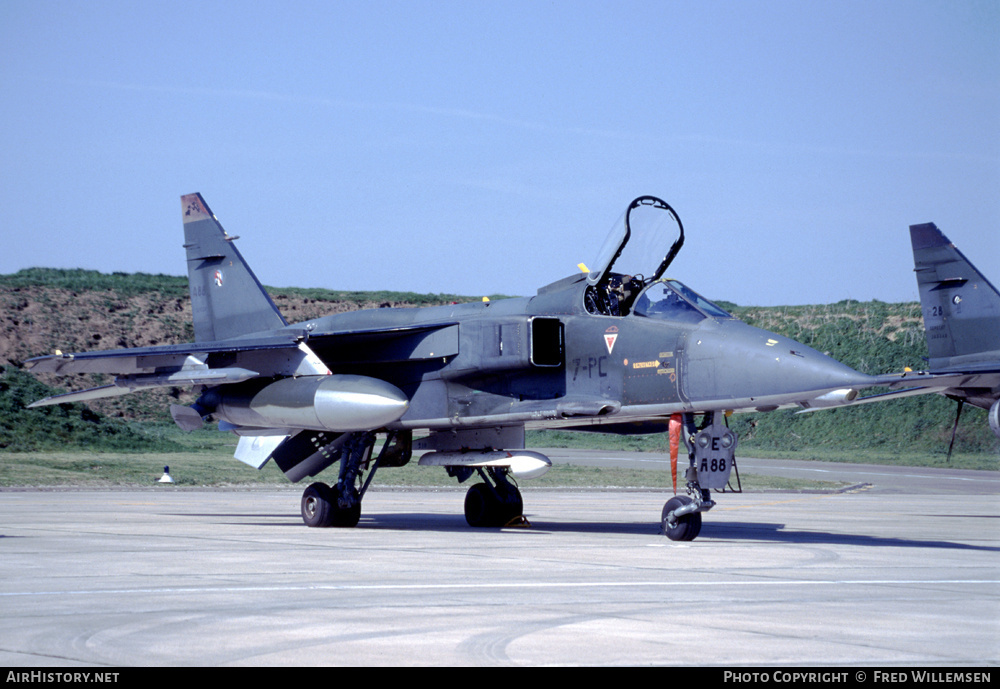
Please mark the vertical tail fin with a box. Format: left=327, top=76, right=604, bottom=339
left=182, top=193, right=287, bottom=342
left=910, top=222, right=1000, bottom=365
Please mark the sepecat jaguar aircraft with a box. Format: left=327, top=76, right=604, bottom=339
left=26, top=194, right=908, bottom=540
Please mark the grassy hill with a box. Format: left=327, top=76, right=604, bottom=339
left=2, top=268, right=997, bottom=467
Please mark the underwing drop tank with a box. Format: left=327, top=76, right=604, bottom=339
left=212, top=374, right=409, bottom=432
left=418, top=450, right=552, bottom=479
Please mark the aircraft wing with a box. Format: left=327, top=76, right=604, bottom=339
left=794, top=370, right=996, bottom=413
left=796, top=384, right=949, bottom=413
left=889, top=367, right=1000, bottom=410
left=25, top=320, right=461, bottom=376
left=23, top=322, right=461, bottom=408
left=23, top=334, right=307, bottom=407
left=24, top=333, right=308, bottom=376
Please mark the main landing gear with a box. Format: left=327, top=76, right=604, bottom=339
left=462, top=467, right=525, bottom=528
left=660, top=411, right=739, bottom=542
left=299, top=430, right=409, bottom=528
left=294, top=426, right=532, bottom=529
left=302, top=481, right=361, bottom=528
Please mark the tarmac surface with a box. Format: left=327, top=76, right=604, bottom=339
left=1, top=456, right=997, bottom=666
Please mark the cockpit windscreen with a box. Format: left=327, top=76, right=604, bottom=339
left=633, top=280, right=732, bottom=323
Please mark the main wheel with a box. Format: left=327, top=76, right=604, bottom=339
left=330, top=485, right=362, bottom=528
left=465, top=483, right=525, bottom=527
left=497, top=486, right=524, bottom=525
left=661, top=495, right=702, bottom=541
left=464, top=483, right=499, bottom=527
left=302, top=482, right=335, bottom=528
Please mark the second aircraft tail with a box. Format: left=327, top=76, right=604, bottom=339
left=910, top=222, right=1000, bottom=366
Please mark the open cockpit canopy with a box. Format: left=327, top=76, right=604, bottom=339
left=587, top=196, right=684, bottom=288
left=584, top=196, right=686, bottom=316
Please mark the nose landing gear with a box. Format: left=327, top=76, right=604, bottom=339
left=661, top=494, right=702, bottom=541
left=661, top=412, right=737, bottom=541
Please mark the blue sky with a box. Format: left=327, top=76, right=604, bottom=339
left=2, top=0, right=997, bottom=306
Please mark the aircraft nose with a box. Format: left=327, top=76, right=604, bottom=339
left=681, top=320, right=875, bottom=410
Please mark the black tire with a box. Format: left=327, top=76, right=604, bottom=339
left=661, top=495, right=702, bottom=541
left=498, top=487, right=524, bottom=525
left=330, top=485, right=362, bottom=528
left=302, top=482, right=334, bottom=528
left=464, top=483, right=498, bottom=527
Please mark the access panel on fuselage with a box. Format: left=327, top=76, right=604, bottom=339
left=617, top=317, right=686, bottom=407
left=562, top=316, right=624, bottom=404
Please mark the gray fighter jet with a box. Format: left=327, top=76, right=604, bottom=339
left=26, top=194, right=906, bottom=540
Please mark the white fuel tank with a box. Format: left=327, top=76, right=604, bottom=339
left=418, top=449, right=552, bottom=479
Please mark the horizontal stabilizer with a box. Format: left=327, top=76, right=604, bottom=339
left=28, top=384, right=134, bottom=408
left=29, top=367, right=260, bottom=408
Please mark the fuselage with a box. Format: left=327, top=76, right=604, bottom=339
left=288, top=272, right=877, bottom=432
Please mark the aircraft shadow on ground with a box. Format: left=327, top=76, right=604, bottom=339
left=172, top=510, right=1000, bottom=552
left=703, top=521, right=1000, bottom=552
left=388, top=514, right=1000, bottom=552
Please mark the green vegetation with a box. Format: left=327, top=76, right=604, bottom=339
left=527, top=429, right=996, bottom=471
left=0, top=268, right=510, bottom=305
left=0, top=449, right=847, bottom=491
left=271, top=285, right=510, bottom=305
left=0, top=366, right=181, bottom=453
left=0, top=268, right=190, bottom=299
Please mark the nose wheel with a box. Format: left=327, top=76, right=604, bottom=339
left=659, top=411, right=735, bottom=541
left=661, top=495, right=702, bottom=541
